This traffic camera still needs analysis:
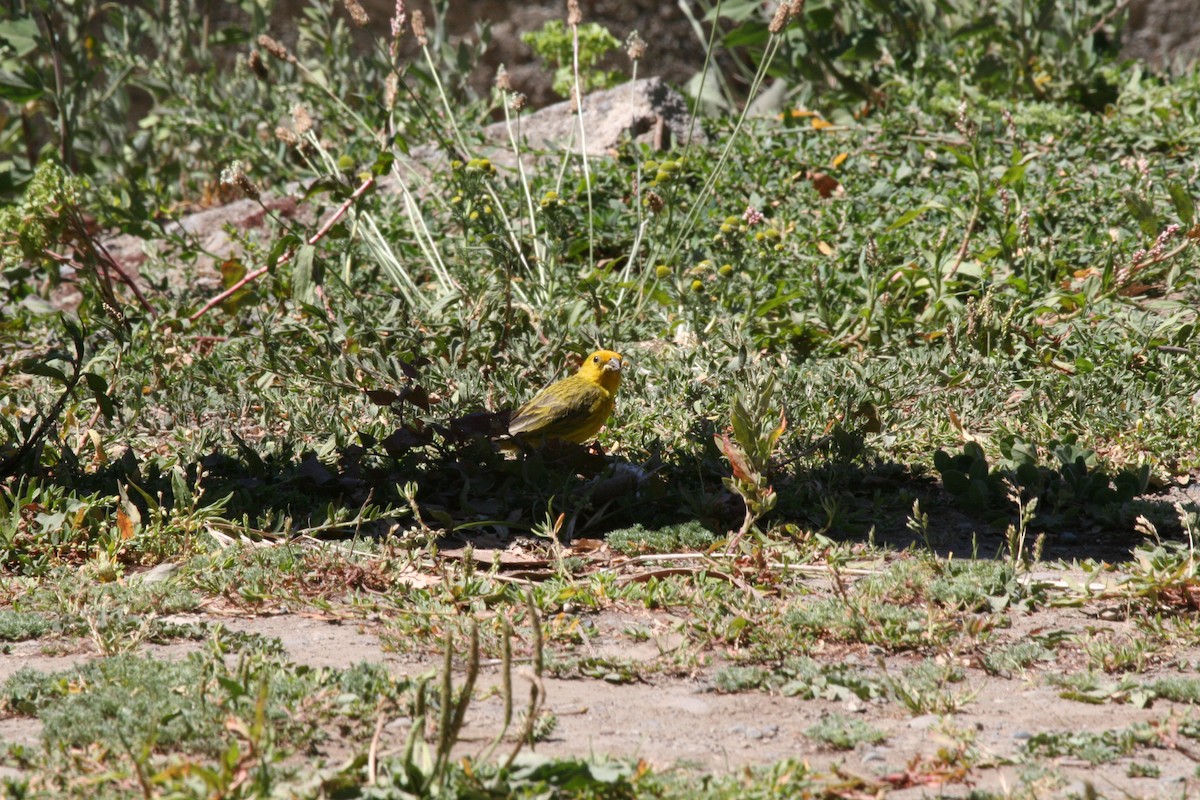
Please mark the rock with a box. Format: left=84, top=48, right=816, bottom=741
left=483, top=77, right=703, bottom=157
left=1122, top=0, right=1200, bottom=73
left=131, top=562, right=179, bottom=584
left=101, top=195, right=305, bottom=288
left=100, top=77, right=692, bottom=297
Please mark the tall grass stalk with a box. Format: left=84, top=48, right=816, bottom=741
left=678, top=0, right=733, bottom=144
left=664, top=30, right=787, bottom=268
left=499, top=91, right=547, bottom=271
left=414, top=35, right=539, bottom=296
left=569, top=7, right=597, bottom=270
left=613, top=41, right=648, bottom=317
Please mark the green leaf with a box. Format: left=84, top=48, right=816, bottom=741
left=723, top=21, right=770, bottom=48
left=1122, top=191, right=1160, bottom=238
left=708, top=0, right=761, bottom=23
left=888, top=203, right=942, bottom=231
left=372, top=150, right=395, bottom=177
left=301, top=176, right=348, bottom=202
left=1000, top=152, right=1037, bottom=186
left=21, top=361, right=67, bottom=382
left=84, top=372, right=116, bottom=420
left=1167, top=181, right=1195, bottom=228
left=0, top=18, right=40, bottom=57
left=292, top=245, right=318, bottom=304
left=0, top=67, right=43, bottom=102
left=19, top=295, right=55, bottom=315
left=941, top=469, right=970, bottom=495
left=947, top=146, right=976, bottom=170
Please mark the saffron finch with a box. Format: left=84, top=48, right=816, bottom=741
left=508, top=349, right=625, bottom=445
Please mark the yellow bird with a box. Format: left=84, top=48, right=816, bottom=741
left=508, top=349, right=625, bottom=445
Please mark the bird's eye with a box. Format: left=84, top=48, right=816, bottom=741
left=593, top=355, right=600, bottom=363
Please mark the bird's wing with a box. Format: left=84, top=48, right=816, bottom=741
left=508, top=378, right=607, bottom=438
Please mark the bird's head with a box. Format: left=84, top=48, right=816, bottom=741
left=578, top=349, right=625, bottom=391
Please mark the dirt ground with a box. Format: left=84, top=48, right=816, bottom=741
left=4, top=561, right=1200, bottom=798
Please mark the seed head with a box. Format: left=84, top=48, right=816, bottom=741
left=257, top=34, right=294, bottom=63
left=390, top=0, right=407, bottom=38
left=510, top=92, right=527, bottom=112
left=292, top=103, right=313, bottom=136
left=1001, top=108, right=1018, bottom=141
left=742, top=206, right=764, bottom=225
left=1149, top=223, right=1181, bottom=260
left=768, top=2, right=789, bottom=33
left=275, top=126, right=297, bottom=145
left=343, top=0, right=369, bottom=27
left=220, top=161, right=260, bottom=201
left=768, top=0, right=804, bottom=33
left=954, top=98, right=976, bottom=139
left=626, top=31, right=646, bottom=61
left=567, top=0, right=582, bottom=27
left=412, top=10, right=427, bottom=46
left=384, top=72, right=399, bottom=109
left=1116, top=262, right=1135, bottom=286
left=495, top=65, right=512, bottom=92
left=389, top=0, right=407, bottom=58
left=246, top=50, right=268, bottom=80
left=644, top=191, right=664, bottom=214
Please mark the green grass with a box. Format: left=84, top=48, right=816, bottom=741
left=804, top=713, right=888, bottom=750
left=1024, top=725, right=1161, bottom=765
left=0, top=611, right=51, bottom=642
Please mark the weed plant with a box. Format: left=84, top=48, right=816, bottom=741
left=3, top=0, right=1199, bottom=573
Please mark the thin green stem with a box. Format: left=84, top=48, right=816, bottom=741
left=501, top=93, right=545, bottom=271
left=570, top=20, right=597, bottom=270
left=666, top=33, right=785, bottom=267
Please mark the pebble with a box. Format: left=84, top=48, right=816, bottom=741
left=861, top=748, right=889, bottom=763
left=844, top=698, right=867, bottom=714
left=1012, top=730, right=1033, bottom=740
left=133, top=562, right=179, bottom=584
left=740, top=724, right=779, bottom=741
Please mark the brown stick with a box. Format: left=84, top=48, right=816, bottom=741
left=188, top=176, right=375, bottom=323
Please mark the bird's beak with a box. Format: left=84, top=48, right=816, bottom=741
left=605, top=357, right=624, bottom=372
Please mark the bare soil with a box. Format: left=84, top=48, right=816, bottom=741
left=4, top=561, right=1200, bottom=797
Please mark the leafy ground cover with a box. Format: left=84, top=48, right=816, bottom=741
left=3, top=0, right=1200, bottom=796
